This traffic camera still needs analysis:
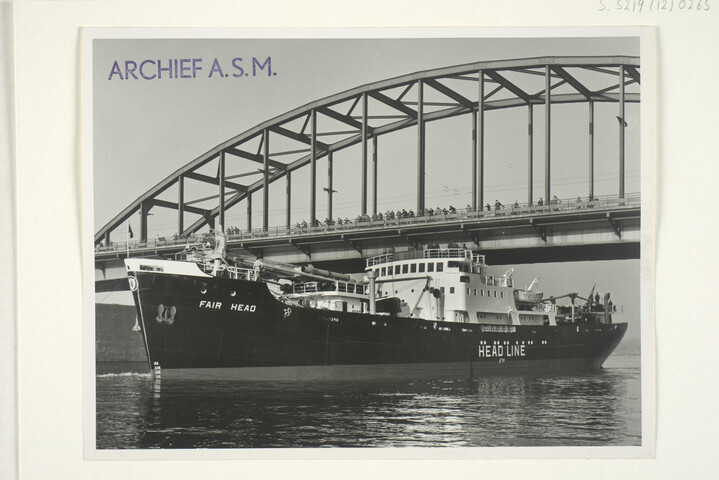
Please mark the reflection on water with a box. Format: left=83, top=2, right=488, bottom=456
left=96, top=356, right=641, bottom=449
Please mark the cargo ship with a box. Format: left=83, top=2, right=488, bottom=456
left=125, top=230, right=626, bottom=380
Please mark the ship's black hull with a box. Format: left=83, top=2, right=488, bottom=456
left=130, top=271, right=627, bottom=380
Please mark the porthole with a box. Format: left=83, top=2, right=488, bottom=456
left=230, top=291, right=236, bottom=297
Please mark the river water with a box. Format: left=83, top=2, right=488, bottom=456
left=95, top=354, right=641, bottom=449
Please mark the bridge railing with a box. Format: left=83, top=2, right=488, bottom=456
left=95, top=193, right=640, bottom=254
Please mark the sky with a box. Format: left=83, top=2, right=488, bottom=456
left=91, top=35, right=642, bottom=347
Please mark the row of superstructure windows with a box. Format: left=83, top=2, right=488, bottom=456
left=373, top=263, right=510, bottom=300
left=418, top=286, right=504, bottom=297
left=466, top=287, right=504, bottom=298
left=375, top=261, right=446, bottom=277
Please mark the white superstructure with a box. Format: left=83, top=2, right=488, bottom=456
left=365, top=248, right=555, bottom=326
left=125, top=245, right=558, bottom=326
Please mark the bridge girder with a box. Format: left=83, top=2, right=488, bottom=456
left=95, top=56, right=640, bottom=246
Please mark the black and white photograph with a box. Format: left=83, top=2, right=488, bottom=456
left=85, top=30, right=653, bottom=455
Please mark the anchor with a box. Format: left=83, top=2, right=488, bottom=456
left=156, top=304, right=177, bottom=325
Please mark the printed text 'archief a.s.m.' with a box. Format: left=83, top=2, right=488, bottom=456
left=107, top=57, right=276, bottom=80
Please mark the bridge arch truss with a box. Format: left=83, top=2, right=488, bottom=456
left=95, top=56, right=640, bottom=245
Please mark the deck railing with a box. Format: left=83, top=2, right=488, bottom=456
left=197, top=263, right=257, bottom=281
left=291, top=280, right=366, bottom=295
left=366, top=248, right=475, bottom=268
left=96, top=193, right=640, bottom=254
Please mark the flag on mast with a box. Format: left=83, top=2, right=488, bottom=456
left=126, top=222, right=132, bottom=258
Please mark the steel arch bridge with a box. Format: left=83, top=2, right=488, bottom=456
left=95, top=56, right=640, bottom=247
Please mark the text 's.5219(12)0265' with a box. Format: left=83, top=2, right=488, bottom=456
left=598, top=0, right=711, bottom=11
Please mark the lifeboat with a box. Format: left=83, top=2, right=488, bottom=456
left=514, top=289, right=543, bottom=303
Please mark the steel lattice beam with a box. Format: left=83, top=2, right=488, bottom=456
left=368, top=90, right=418, bottom=118
left=95, top=56, right=640, bottom=244
left=184, top=171, right=246, bottom=192
left=484, top=70, right=533, bottom=103
left=225, top=146, right=286, bottom=170
left=270, top=124, right=330, bottom=151
left=551, top=66, right=593, bottom=99
left=319, top=105, right=370, bottom=132
left=424, top=78, right=475, bottom=109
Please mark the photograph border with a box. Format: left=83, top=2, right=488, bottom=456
left=81, top=26, right=656, bottom=460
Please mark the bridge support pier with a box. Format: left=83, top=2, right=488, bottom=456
left=417, top=80, right=425, bottom=213
left=472, top=109, right=477, bottom=211
left=219, top=151, right=226, bottom=231
left=310, top=109, right=317, bottom=225
left=545, top=65, right=551, bottom=202
left=177, top=175, right=184, bottom=235
left=528, top=104, right=533, bottom=204
left=619, top=67, right=626, bottom=198
left=139, top=201, right=148, bottom=242
left=476, top=71, right=484, bottom=210
left=285, top=170, right=291, bottom=229
left=263, top=129, right=270, bottom=231
left=372, top=136, right=377, bottom=216
left=326, top=153, right=334, bottom=221
left=246, top=193, right=252, bottom=232
left=589, top=101, right=594, bottom=199
left=362, top=93, right=368, bottom=216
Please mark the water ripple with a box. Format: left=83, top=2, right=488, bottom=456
left=96, top=355, right=641, bottom=448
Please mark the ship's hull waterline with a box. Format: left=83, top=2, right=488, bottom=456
left=130, top=270, right=627, bottom=381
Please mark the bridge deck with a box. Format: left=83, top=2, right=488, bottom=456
left=95, top=194, right=640, bottom=263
